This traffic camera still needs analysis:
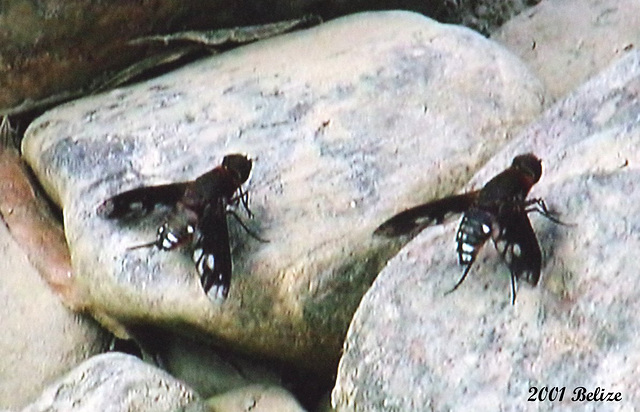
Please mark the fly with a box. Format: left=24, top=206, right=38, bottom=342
left=98, top=153, right=262, bottom=300
left=375, top=153, right=563, bottom=304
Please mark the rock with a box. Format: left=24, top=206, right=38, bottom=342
left=439, top=0, right=538, bottom=35
left=205, top=384, right=305, bottom=412
left=21, top=353, right=208, bottom=412
left=0, top=118, right=89, bottom=312
left=21, top=11, right=545, bottom=375
left=315, top=392, right=335, bottom=412
left=131, top=329, right=281, bottom=398
left=0, top=221, right=109, bottom=409
left=0, top=1, right=538, bottom=116
left=332, top=50, right=640, bottom=410
left=0, top=2, right=324, bottom=115
left=492, top=0, right=640, bottom=100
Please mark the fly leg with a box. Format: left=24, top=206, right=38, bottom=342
left=229, top=186, right=253, bottom=219
left=444, top=263, right=474, bottom=296
left=226, top=210, right=269, bottom=243
left=525, top=198, right=570, bottom=225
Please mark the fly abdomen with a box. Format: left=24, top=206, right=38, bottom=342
left=155, top=221, right=195, bottom=250
left=154, top=206, right=198, bottom=250
left=456, top=208, right=494, bottom=266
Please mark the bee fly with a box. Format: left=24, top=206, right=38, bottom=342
left=374, top=153, right=563, bottom=304
left=97, top=154, right=262, bottom=300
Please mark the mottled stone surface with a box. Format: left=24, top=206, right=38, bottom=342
left=0, top=222, right=109, bottom=409
left=0, top=0, right=537, bottom=115
left=205, top=384, right=306, bottom=412
left=21, top=11, right=545, bottom=375
left=21, top=353, right=207, bottom=412
left=492, top=0, right=640, bottom=100
left=136, top=330, right=281, bottom=399
left=439, top=0, right=539, bottom=35
left=332, top=51, right=640, bottom=411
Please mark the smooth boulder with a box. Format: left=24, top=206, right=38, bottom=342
left=333, top=50, right=640, bottom=411
left=22, top=11, right=546, bottom=375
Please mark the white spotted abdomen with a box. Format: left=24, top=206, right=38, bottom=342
left=455, top=208, right=494, bottom=265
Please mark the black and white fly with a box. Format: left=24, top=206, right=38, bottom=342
left=97, top=154, right=259, bottom=300
left=374, top=153, right=562, bottom=304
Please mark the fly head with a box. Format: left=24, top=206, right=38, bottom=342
left=222, top=154, right=252, bottom=185
left=511, top=153, right=542, bottom=183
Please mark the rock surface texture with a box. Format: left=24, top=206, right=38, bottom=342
left=10, top=0, right=640, bottom=409
left=492, top=0, right=640, bottom=100
left=0, top=0, right=535, bottom=115
left=21, top=353, right=208, bottom=412
left=205, top=384, right=306, bottom=412
left=0, top=221, right=109, bottom=409
left=332, top=49, right=640, bottom=411
left=21, top=11, right=545, bottom=377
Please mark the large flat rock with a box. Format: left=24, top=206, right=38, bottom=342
left=333, top=50, right=640, bottom=411
left=22, top=11, right=545, bottom=374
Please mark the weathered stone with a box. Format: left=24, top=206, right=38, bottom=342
left=492, top=0, right=640, bottom=100
left=0, top=1, right=322, bottom=115
left=136, top=331, right=281, bottom=398
left=21, top=353, right=208, bottom=412
left=0, top=0, right=538, bottom=115
left=22, top=11, right=545, bottom=375
left=333, top=50, right=640, bottom=411
left=0, top=117, right=91, bottom=312
left=439, top=0, right=540, bottom=35
left=205, top=384, right=305, bottom=412
left=0, top=222, right=109, bottom=409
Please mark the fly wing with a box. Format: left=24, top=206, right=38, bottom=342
left=374, top=192, right=478, bottom=237
left=97, top=182, right=187, bottom=219
left=193, top=199, right=233, bottom=300
left=493, top=211, right=542, bottom=286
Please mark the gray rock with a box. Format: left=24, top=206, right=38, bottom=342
left=0, top=223, right=109, bottom=409
left=492, top=0, right=640, bottom=100
left=439, top=0, right=538, bottom=35
left=21, top=11, right=545, bottom=374
left=137, top=331, right=281, bottom=398
left=21, top=353, right=207, bottom=412
left=205, top=384, right=305, bottom=412
left=332, top=50, right=640, bottom=411
left=0, top=0, right=536, bottom=116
